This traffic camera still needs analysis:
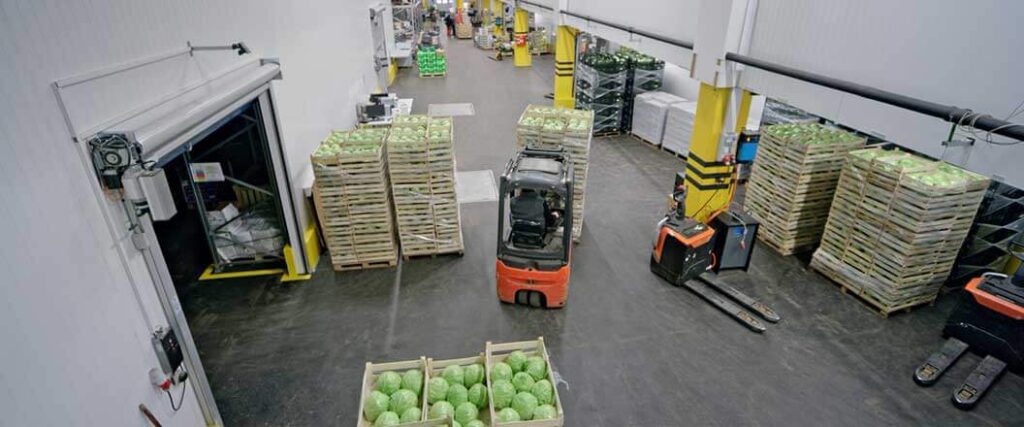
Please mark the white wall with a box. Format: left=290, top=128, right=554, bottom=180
left=741, top=0, right=1024, bottom=185
left=0, top=1, right=377, bottom=425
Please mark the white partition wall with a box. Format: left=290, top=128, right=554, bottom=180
left=0, top=1, right=378, bottom=425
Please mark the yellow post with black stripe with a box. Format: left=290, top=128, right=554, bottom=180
left=553, top=25, right=576, bottom=108
left=513, top=7, right=531, bottom=67
left=492, top=0, right=505, bottom=38
left=481, top=0, right=490, bottom=25
left=684, top=83, right=752, bottom=223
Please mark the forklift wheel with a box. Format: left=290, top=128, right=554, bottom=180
left=515, top=290, right=548, bottom=308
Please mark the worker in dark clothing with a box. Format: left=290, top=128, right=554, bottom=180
left=444, top=13, right=455, bottom=37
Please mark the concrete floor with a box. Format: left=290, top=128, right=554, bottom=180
left=181, top=37, right=1024, bottom=426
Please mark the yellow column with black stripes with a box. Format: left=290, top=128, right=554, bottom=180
left=684, top=84, right=752, bottom=223
left=513, top=7, right=531, bottom=67
left=492, top=0, right=505, bottom=38
left=553, top=25, right=576, bottom=108
left=481, top=0, right=490, bottom=25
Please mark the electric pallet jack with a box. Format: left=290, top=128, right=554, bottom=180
left=914, top=271, right=1024, bottom=409
left=650, top=188, right=780, bottom=332
left=496, top=148, right=573, bottom=308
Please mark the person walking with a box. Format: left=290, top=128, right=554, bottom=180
left=444, top=12, right=455, bottom=37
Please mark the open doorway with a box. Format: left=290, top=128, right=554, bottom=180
left=153, top=100, right=289, bottom=287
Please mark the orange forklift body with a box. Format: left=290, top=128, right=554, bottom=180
left=496, top=260, right=571, bottom=308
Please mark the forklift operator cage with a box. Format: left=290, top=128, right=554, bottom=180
left=497, top=148, right=574, bottom=270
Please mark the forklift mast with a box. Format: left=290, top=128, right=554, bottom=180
left=496, top=148, right=574, bottom=270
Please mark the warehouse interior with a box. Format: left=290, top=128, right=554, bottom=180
left=2, top=1, right=1023, bottom=426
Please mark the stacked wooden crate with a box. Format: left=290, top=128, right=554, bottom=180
left=810, top=148, right=989, bottom=315
left=312, top=128, right=398, bottom=270
left=744, top=123, right=866, bottom=255
left=388, top=115, right=464, bottom=258
left=516, top=105, right=595, bottom=241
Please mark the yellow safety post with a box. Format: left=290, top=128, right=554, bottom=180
left=553, top=25, right=576, bottom=108
left=492, top=0, right=505, bottom=38
left=481, top=0, right=491, bottom=25
left=423, top=0, right=428, bottom=11
left=683, top=84, right=752, bottom=223
left=513, top=7, right=531, bottom=67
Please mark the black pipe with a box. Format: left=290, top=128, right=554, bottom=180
left=725, top=52, right=1024, bottom=141
left=552, top=6, right=693, bottom=50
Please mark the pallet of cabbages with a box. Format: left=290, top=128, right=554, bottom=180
left=810, top=148, right=989, bottom=316
left=312, top=128, right=398, bottom=271
left=516, top=105, right=594, bottom=242
left=387, top=115, right=465, bottom=259
left=743, top=123, right=866, bottom=255
left=485, top=338, right=563, bottom=425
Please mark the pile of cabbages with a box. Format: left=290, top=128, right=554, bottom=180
left=489, top=350, right=557, bottom=422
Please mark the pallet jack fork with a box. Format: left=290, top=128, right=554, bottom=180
left=914, top=272, right=1024, bottom=410
left=683, top=273, right=780, bottom=333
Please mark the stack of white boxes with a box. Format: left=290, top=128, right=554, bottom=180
left=661, top=101, right=699, bottom=156
left=630, top=91, right=689, bottom=146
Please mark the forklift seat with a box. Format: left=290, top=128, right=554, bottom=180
left=510, top=191, right=546, bottom=248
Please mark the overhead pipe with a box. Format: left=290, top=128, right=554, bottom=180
left=529, top=1, right=693, bottom=50
left=724, top=52, right=1024, bottom=142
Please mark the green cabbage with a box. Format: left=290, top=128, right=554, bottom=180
left=428, top=401, right=454, bottom=420
left=399, top=407, right=422, bottom=423
left=451, top=421, right=462, bottom=427
left=443, top=365, right=465, bottom=387
left=491, top=380, right=516, bottom=409
left=402, top=369, right=424, bottom=396
left=512, top=372, right=535, bottom=393
left=463, top=364, right=484, bottom=386
left=491, top=362, right=513, bottom=383
left=467, top=383, right=488, bottom=409
left=454, top=402, right=479, bottom=424
left=465, top=420, right=486, bottom=427
left=389, top=389, right=418, bottom=415
left=507, top=351, right=528, bottom=372
left=377, top=371, right=403, bottom=395
left=373, top=411, right=400, bottom=426
left=530, top=379, right=553, bottom=405
left=446, top=383, right=468, bottom=406
left=511, top=392, right=538, bottom=420
left=428, top=377, right=450, bottom=404
left=496, top=408, right=521, bottom=422
left=364, top=390, right=390, bottom=422
left=533, top=404, right=557, bottom=420
left=525, top=356, right=547, bottom=380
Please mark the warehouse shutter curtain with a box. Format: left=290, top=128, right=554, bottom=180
left=104, top=61, right=282, bottom=162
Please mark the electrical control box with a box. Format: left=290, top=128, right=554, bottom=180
left=151, top=327, right=184, bottom=375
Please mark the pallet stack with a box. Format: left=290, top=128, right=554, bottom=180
left=744, top=123, right=866, bottom=255
left=455, top=11, right=473, bottom=39
left=630, top=91, right=688, bottom=146
left=387, top=115, right=465, bottom=258
left=810, top=148, right=990, bottom=315
left=660, top=101, right=698, bottom=156
left=417, top=46, right=447, bottom=78
left=312, top=128, right=398, bottom=270
left=575, top=52, right=628, bottom=135
left=516, top=105, right=594, bottom=241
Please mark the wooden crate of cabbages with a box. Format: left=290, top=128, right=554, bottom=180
left=424, top=354, right=493, bottom=426
left=485, top=338, right=564, bottom=426
left=358, top=357, right=436, bottom=426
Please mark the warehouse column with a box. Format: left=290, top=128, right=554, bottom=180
left=684, top=0, right=754, bottom=222
left=481, top=0, right=490, bottom=25
left=513, top=7, right=531, bottom=67
left=492, top=0, right=505, bottom=38
left=553, top=25, right=576, bottom=108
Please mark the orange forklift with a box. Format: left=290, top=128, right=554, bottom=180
left=496, top=148, right=573, bottom=308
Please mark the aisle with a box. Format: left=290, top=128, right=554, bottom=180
left=183, top=36, right=1024, bottom=426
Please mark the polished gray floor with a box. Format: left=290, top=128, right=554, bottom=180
left=181, top=37, right=1024, bottom=426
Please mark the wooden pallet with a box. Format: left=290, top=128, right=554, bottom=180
left=810, top=251, right=938, bottom=317
left=811, top=148, right=989, bottom=313
left=419, top=72, right=447, bottom=78
left=402, top=248, right=465, bottom=261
